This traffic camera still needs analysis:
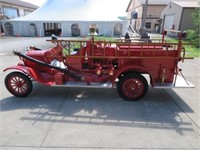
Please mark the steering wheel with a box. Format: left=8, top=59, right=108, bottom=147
left=60, top=41, right=70, bottom=49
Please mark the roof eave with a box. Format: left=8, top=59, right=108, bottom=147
left=126, top=0, right=133, bottom=12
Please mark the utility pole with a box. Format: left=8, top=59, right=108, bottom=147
left=141, top=0, right=148, bottom=36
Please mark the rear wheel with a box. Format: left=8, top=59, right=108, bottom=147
left=5, top=72, right=33, bottom=97
left=117, top=73, right=148, bottom=101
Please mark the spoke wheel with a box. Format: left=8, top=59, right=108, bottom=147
left=5, top=72, right=32, bottom=97
left=117, top=73, right=148, bottom=101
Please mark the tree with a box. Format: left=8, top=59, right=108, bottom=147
left=187, top=8, right=200, bottom=48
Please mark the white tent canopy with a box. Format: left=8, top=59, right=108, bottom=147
left=14, top=0, right=127, bottom=21
left=2, top=0, right=128, bottom=37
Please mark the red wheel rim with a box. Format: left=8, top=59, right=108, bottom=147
left=7, top=75, right=29, bottom=96
left=122, top=78, right=144, bottom=99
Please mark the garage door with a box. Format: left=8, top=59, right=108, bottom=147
left=163, top=14, right=175, bottom=30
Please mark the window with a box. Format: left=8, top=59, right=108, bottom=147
left=0, top=6, right=2, bottom=14
left=5, top=22, right=13, bottom=35
left=114, top=23, right=122, bottom=36
left=43, top=22, right=62, bottom=36
left=28, top=23, right=37, bottom=36
left=50, top=23, right=53, bottom=29
left=3, top=7, right=19, bottom=19
left=89, top=24, right=98, bottom=35
left=131, top=11, right=138, bottom=19
left=0, top=22, right=4, bottom=33
left=71, top=24, right=80, bottom=37
left=24, top=10, right=32, bottom=16
left=145, top=22, right=151, bottom=29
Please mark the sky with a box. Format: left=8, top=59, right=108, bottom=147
left=21, top=0, right=130, bottom=14
left=21, top=0, right=47, bottom=6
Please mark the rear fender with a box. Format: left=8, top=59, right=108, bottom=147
left=115, top=65, right=154, bottom=85
left=116, top=65, right=148, bottom=76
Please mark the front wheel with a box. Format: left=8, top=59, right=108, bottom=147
left=5, top=72, right=33, bottom=97
left=117, top=73, right=148, bottom=101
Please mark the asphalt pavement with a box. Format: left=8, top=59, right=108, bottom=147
left=0, top=37, right=199, bottom=150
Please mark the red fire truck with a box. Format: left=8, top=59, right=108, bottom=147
left=4, top=30, right=194, bottom=101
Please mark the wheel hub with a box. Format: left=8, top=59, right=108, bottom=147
left=123, top=78, right=144, bottom=99
left=16, top=81, right=23, bottom=87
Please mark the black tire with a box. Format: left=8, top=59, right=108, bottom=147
left=117, top=73, right=148, bottom=101
left=5, top=72, right=33, bottom=97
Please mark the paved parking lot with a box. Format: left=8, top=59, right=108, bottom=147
left=0, top=37, right=200, bottom=149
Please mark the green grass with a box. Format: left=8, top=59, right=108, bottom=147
left=183, top=45, right=199, bottom=58
left=165, top=37, right=199, bottom=58
left=90, top=36, right=117, bottom=41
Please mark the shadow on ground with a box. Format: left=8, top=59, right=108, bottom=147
left=1, top=84, right=194, bottom=135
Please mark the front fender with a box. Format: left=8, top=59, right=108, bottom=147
left=4, top=65, right=31, bottom=75
left=3, top=65, right=41, bottom=83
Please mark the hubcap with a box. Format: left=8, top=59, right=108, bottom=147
left=122, top=78, right=144, bottom=99
left=8, top=76, right=28, bottom=94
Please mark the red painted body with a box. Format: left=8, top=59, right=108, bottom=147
left=3, top=30, right=190, bottom=100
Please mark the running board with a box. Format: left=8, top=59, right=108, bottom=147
left=154, top=75, right=194, bottom=88
left=52, top=81, right=113, bottom=88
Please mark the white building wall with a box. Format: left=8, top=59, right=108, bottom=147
left=160, top=2, right=183, bottom=32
